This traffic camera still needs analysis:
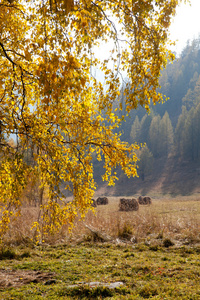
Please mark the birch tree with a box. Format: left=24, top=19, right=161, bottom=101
left=0, top=0, right=184, bottom=238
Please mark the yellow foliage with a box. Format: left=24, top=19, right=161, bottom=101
left=0, top=0, right=186, bottom=241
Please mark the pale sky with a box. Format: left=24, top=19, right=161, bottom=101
left=169, top=0, right=200, bottom=55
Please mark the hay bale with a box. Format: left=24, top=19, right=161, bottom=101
left=91, top=199, right=97, bottom=207
left=143, top=196, right=152, bottom=205
left=96, top=197, right=108, bottom=205
left=119, top=198, right=139, bottom=211
left=138, top=196, right=144, bottom=204
left=137, top=196, right=152, bottom=205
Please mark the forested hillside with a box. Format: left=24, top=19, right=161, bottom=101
left=95, top=37, right=200, bottom=196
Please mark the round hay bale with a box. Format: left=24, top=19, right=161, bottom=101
left=143, top=196, right=152, bottom=205
left=96, top=197, right=108, bottom=205
left=138, top=196, right=145, bottom=205
left=119, top=198, right=139, bottom=211
left=137, top=196, right=152, bottom=205
left=91, top=199, right=97, bottom=207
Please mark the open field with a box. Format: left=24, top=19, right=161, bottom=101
left=3, top=194, right=200, bottom=246
left=1, top=195, right=200, bottom=299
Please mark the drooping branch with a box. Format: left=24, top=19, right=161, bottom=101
left=0, top=42, right=33, bottom=76
left=0, top=41, right=18, bottom=67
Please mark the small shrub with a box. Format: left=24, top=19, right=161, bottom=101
left=0, top=248, right=17, bottom=260
left=139, top=284, right=159, bottom=298
left=58, top=286, right=114, bottom=298
left=149, top=244, right=159, bottom=251
left=163, top=238, right=174, bottom=248
left=194, top=247, right=200, bottom=254
left=135, top=244, right=147, bottom=252
left=157, top=232, right=163, bottom=239
left=118, top=223, right=133, bottom=240
left=162, top=256, right=170, bottom=261
left=20, top=251, right=31, bottom=259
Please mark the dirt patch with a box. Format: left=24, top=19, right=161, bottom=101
left=0, top=269, right=55, bottom=288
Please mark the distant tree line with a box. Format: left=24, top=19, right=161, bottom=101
left=116, top=36, right=200, bottom=181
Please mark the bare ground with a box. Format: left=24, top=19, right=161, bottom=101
left=0, top=269, right=55, bottom=288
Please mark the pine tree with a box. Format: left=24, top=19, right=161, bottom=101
left=130, top=116, right=141, bottom=143
left=185, top=103, right=200, bottom=161
left=139, top=114, right=153, bottom=145
left=149, top=115, right=161, bottom=158
left=182, top=107, right=196, bottom=160
left=175, top=106, right=188, bottom=157
left=160, top=112, right=174, bottom=157
left=138, top=146, right=154, bottom=181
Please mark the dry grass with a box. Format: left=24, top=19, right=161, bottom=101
left=78, top=195, right=200, bottom=244
left=2, top=194, right=200, bottom=246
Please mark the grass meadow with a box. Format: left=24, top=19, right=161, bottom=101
left=0, top=194, right=200, bottom=299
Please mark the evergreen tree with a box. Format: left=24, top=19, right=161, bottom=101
left=130, top=116, right=141, bottom=143
left=139, top=114, right=153, bottom=145
left=185, top=103, right=200, bottom=161
left=174, top=106, right=187, bottom=157
left=155, top=36, right=200, bottom=126
left=182, top=107, right=196, bottom=160
left=193, top=103, right=200, bottom=160
left=149, top=115, right=161, bottom=158
left=182, top=75, right=200, bottom=110
left=160, top=112, right=174, bottom=157
left=138, top=146, right=154, bottom=181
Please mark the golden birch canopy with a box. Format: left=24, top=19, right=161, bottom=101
left=0, top=0, right=184, bottom=238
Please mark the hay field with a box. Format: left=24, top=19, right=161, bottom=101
left=74, top=195, right=200, bottom=245
left=2, top=194, right=200, bottom=246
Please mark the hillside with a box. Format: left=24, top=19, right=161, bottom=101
left=95, top=37, right=200, bottom=197
left=95, top=156, right=200, bottom=197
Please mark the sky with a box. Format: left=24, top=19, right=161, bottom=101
left=169, top=0, right=200, bottom=55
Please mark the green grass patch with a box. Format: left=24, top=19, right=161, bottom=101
left=0, top=243, right=200, bottom=299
